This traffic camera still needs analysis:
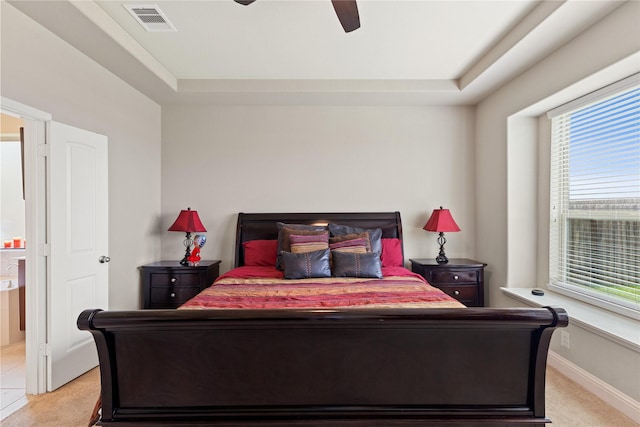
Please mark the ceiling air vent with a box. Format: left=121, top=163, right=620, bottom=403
left=124, top=4, right=176, bottom=32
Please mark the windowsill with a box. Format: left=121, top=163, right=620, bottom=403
left=501, top=287, right=640, bottom=352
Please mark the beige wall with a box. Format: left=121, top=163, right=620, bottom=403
left=476, top=1, right=639, bottom=401
left=477, top=1, right=640, bottom=305
left=1, top=3, right=162, bottom=309
left=161, top=105, right=477, bottom=273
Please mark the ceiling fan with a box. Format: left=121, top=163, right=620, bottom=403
left=234, top=0, right=360, bottom=33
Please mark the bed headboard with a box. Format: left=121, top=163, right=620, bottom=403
left=234, top=212, right=403, bottom=267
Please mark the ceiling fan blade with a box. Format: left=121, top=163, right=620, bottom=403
left=234, top=0, right=256, bottom=5
left=331, top=0, right=360, bottom=32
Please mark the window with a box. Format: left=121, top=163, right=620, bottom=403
left=548, top=77, right=639, bottom=315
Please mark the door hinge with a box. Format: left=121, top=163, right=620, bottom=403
left=41, top=243, right=50, bottom=257
left=37, top=144, right=50, bottom=157
left=40, top=343, right=51, bottom=358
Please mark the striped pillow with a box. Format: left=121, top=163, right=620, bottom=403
left=329, top=237, right=369, bottom=254
left=328, top=224, right=382, bottom=255
left=329, top=232, right=371, bottom=253
left=276, top=223, right=327, bottom=270
left=289, top=232, right=329, bottom=254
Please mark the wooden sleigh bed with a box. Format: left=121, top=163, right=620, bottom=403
left=78, top=212, right=568, bottom=426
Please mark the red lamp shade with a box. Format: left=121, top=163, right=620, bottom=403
left=168, top=207, right=207, bottom=233
left=423, top=206, right=459, bottom=264
left=423, top=207, right=460, bottom=233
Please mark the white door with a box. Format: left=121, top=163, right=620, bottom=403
left=48, top=121, right=108, bottom=391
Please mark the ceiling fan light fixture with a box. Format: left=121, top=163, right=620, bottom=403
left=234, top=0, right=361, bottom=33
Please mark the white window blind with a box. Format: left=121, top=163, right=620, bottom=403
left=549, top=77, right=640, bottom=314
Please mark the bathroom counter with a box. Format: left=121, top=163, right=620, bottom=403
left=0, top=253, right=26, bottom=333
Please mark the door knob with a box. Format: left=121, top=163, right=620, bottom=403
left=99, top=256, right=111, bottom=263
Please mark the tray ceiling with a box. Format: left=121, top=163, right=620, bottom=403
left=6, top=0, right=626, bottom=105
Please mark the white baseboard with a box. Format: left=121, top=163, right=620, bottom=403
left=548, top=351, right=640, bottom=424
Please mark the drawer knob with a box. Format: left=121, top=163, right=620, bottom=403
left=170, top=277, right=177, bottom=283
left=454, top=290, right=460, bottom=296
left=170, top=292, right=176, bottom=298
left=453, top=275, right=459, bottom=280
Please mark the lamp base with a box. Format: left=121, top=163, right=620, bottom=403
left=436, top=232, right=449, bottom=264
left=179, top=232, right=193, bottom=266
left=436, top=254, right=449, bottom=264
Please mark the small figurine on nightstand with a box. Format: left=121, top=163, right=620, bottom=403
left=188, top=234, right=207, bottom=266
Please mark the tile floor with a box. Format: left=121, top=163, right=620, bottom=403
left=0, top=340, right=27, bottom=420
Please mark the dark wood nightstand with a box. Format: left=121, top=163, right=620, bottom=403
left=410, top=258, right=487, bottom=307
left=140, top=260, right=221, bottom=309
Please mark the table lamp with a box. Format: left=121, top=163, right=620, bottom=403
left=168, top=207, right=207, bottom=265
left=423, top=206, right=460, bottom=264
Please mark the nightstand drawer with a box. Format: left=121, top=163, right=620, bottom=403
left=150, top=286, right=200, bottom=306
left=149, top=272, right=200, bottom=287
left=437, top=285, right=478, bottom=303
left=430, top=270, right=478, bottom=285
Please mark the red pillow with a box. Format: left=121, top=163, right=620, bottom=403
left=380, top=238, right=403, bottom=267
left=243, top=240, right=278, bottom=266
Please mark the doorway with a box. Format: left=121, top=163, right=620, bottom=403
left=0, top=97, right=108, bottom=415
left=0, top=113, right=27, bottom=417
left=0, top=100, right=49, bottom=418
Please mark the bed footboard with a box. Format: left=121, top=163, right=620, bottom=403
left=78, top=307, right=567, bottom=426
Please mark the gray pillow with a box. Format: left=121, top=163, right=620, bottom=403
left=332, top=251, right=383, bottom=279
left=282, top=249, right=332, bottom=279
left=328, top=224, right=383, bottom=255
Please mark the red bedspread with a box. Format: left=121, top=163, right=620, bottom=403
left=180, top=266, right=464, bottom=309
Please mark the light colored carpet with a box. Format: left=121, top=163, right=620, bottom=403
left=545, top=367, right=638, bottom=427
left=2, top=366, right=637, bottom=426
